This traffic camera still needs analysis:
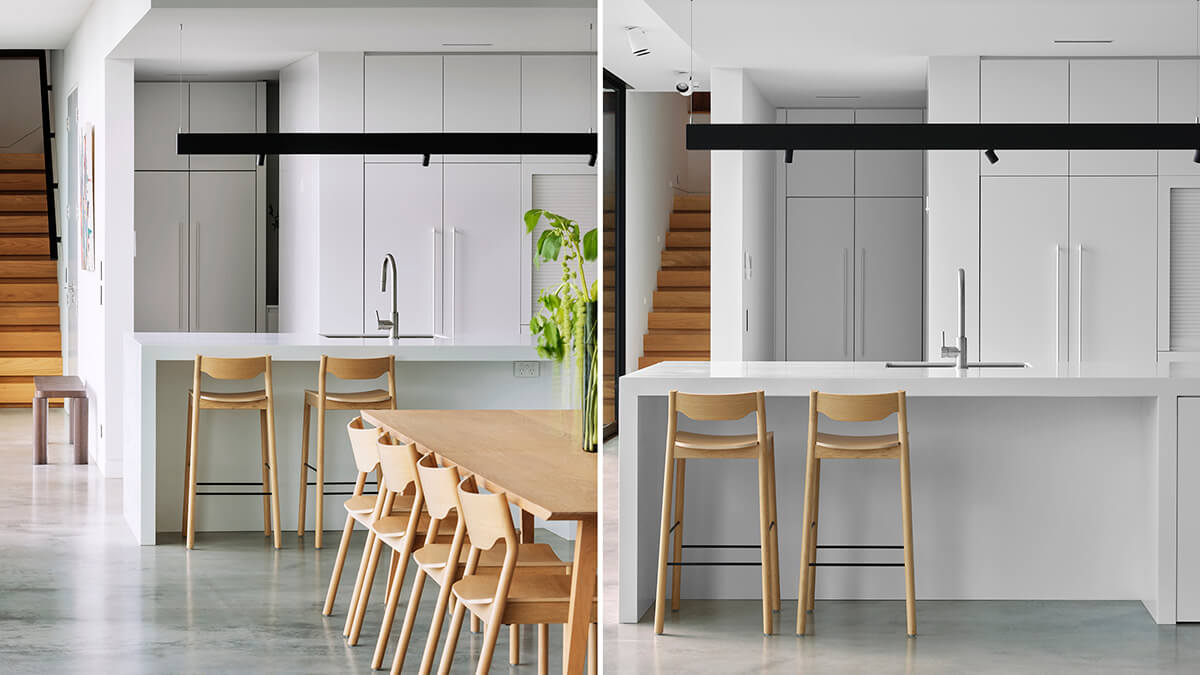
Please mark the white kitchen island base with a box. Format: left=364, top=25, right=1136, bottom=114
left=618, top=361, right=1200, bottom=625
left=125, top=333, right=574, bottom=546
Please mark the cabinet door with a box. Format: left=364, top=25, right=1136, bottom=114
left=1159, top=60, right=1200, bottom=176
left=785, top=198, right=854, bottom=360
left=785, top=109, right=854, bottom=197
left=1069, top=59, right=1158, bottom=175
left=134, top=172, right=189, bottom=331
left=135, top=82, right=188, bottom=171
left=364, top=55, right=443, bottom=163
left=854, top=197, right=923, bottom=361
left=443, top=164, right=523, bottom=344
left=189, top=82, right=259, bottom=171
left=1179, top=397, right=1200, bottom=621
left=979, top=177, right=1068, bottom=367
left=1069, top=176, right=1157, bottom=364
left=443, top=55, right=521, bottom=132
left=364, top=164, right=443, bottom=335
left=854, top=109, right=924, bottom=197
left=522, top=55, right=593, bottom=132
left=189, top=172, right=257, bottom=332
left=980, top=59, right=1068, bottom=175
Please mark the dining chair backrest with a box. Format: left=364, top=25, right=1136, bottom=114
left=416, top=453, right=461, bottom=521
left=346, top=416, right=383, bottom=474
left=457, top=477, right=518, bottom=553
left=377, top=433, right=420, bottom=495
left=812, top=390, right=903, bottom=423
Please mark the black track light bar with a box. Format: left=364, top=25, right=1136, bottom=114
left=687, top=123, right=1200, bottom=151
left=178, top=131, right=598, bottom=161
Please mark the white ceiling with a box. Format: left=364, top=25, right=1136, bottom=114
left=0, top=0, right=94, bottom=47
left=607, top=0, right=1200, bottom=107
left=113, top=5, right=596, bottom=80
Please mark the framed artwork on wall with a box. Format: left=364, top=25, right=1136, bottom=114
left=80, top=122, right=95, bottom=272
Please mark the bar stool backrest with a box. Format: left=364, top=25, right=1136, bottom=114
left=457, top=477, right=518, bottom=553
left=813, top=390, right=903, bottom=423
left=197, top=355, right=270, bottom=381
left=377, top=433, right=420, bottom=494
left=672, top=390, right=764, bottom=421
left=323, top=355, right=395, bottom=382
left=346, top=416, right=382, bottom=474
left=416, top=453, right=461, bottom=520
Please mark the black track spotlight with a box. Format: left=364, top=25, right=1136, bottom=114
left=984, top=149, right=999, bottom=164
left=785, top=149, right=794, bottom=164
left=422, top=153, right=431, bottom=167
left=256, top=153, right=265, bottom=166
left=588, top=152, right=597, bottom=167
left=1193, top=148, right=1200, bottom=164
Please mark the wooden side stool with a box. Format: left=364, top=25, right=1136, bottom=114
left=796, top=390, right=916, bottom=637
left=298, top=354, right=396, bottom=548
left=32, top=376, right=88, bottom=465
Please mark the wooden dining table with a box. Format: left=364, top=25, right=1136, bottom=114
left=362, top=409, right=598, bottom=674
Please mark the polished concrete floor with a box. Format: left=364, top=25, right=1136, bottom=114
left=0, top=409, right=571, bottom=674
left=600, top=436, right=1200, bottom=674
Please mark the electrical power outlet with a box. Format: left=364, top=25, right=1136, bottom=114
left=513, top=361, right=540, bottom=378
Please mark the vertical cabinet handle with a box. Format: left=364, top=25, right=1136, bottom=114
left=841, top=248, right=849, bottom=357
left=191, top=221, right=200, bottom=331
left=431, top=227, right=440, bottom=336
left=449, top=227, right=458, bottom=339
left=1054, top=245, right=1062, bottom=365
left=857, top=248, right=866, bottom=357
left=179, top=222, right=189, bottom=331
left=1076, top=244, right=1084, bottom=365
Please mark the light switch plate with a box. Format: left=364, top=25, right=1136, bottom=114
left=513, top=361, right=540, bottom=378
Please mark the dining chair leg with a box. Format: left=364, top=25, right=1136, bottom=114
left=796, top=441, right=818, bottom=635
left=653, top=443, right=677, bottom=634
left=767, top=436, right=781, bottom=612
left=315, top=399, right=327, bottom=549
left=258, top=410, right=271, bottom=537
left=471, top=614, right=480, bottom=634
left=185, top=400, right=200, bottom=550
left=349, top=533, right=387, bottom=644
left=588, top=622, right=597, bottom=675
left=344, top=531, right=376, bottom=636
left=756, top=452, right=773, bottom=635
left=435, top=600, right=469, bottom=675
left=477, top=609, right=505, bottom=674
left=510, top=625, right=521, bottom=665
left=266, top=398, right=282, bottom=549
left=297, top=400, right=311, bottom=538
left=181, top=397, right=192, bottom=535
left=900, top=442, right=917, bottom=637
left=375, top=558, right=420, bottom=670
left=323, top=512, right=356, bottom=616
left=537, top=624, right=549, bottom=675
left=807, top=459, right=821, bottom=613
left=418, top=567, right=456, bottom=675
left=670, top=458, right=687, bottom=611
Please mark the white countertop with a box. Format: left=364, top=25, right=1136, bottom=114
left=128, top=332, right=545, bottom=362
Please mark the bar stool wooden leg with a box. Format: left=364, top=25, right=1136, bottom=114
left=670, top=458, right=686, bottom=611
left=315, top=398, right=327, bottom=549
left=588, top=622, right=597, bottom=675
left=266, top=394, right=282, bottom=549
left=900, top=434, right=917, bottom=637
left=767, top=436, right=781, bottom=612
left=653, top=427, right=678, bottom=634
left=186, top=395, right=201, bottom=550
left=323, top=510, right=357, bottom=615
left=807, top=459, right=821, bottom=612
left=756, top=451, right=773, bottom=635
left=796, top=402, right=819, bottom=634
left=258, top=410, right=271, bottom=537
left=298, top=400, right=311, bottom=538
left=537, top=623, right=549, bottom=675
left=181, top=397, right=193, bottom=534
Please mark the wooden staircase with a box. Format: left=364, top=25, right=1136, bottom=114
left=0, top=153, right=60, bottom=407
left=638, top=193, right=710, bottom=369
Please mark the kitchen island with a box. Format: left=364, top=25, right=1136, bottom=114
left=124, top=332, right=569, bottom=545
left=618, top=360, right=1200, bottom=625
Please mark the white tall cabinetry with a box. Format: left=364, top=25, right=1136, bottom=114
left=134, top=81, right=265, bottom=332
left=783, top=108, right=924, bottom=361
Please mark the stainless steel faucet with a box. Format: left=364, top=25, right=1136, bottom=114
left=377, top=253, right=399, bottom=339
left=939, top=268, right=969, bottom=369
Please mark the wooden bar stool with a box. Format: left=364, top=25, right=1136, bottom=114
left=181, top=355, right=281, bottom=550
left=654, top=390, right=780, bottom=636
left=379, top=453, right=569, bottom=674
left=796, top=390, right=916, bottom=637
left=298, top=355, right=396, bottom=549
left=438, top=476, right=598, bottom=675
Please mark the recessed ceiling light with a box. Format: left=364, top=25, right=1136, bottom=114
left=442, top=42, right=493, bottom=47
left=1053, top=39, right=1113, bottom=44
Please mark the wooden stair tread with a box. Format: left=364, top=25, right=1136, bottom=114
left=666, top=231, right=709, bottom=248
left=673, top=194, right=710, bottom=212
left=662, top=250, right=709, bottom=267
left=0, top=154, right=43, bottom=171
left=0, top=194, right=48, bottom=212
left=0, top=259, right=57, bottom=278
left=658, top=270, right=709, bottom=287
left=0, top=215, right=49, bottom=234
left=649, top=312, right=709, bottom=330
left=669, top=212, right=710, bottom=230
left=0, top=173, right=46, bottom=191
left=0, top=235, right=51, bottom=256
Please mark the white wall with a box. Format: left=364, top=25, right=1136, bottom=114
left=0, top=58, right=43, bottom=153
left=623, top=92, right=688, bottom=373
left=52, top=0, right=150, bottom=477
left=710, top=67, right=776, bottom=361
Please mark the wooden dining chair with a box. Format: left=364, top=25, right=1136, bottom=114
left=438, top=476, right=597, bottom=675
left=796, top=390, right=916, bottom=637
left=298, top=354, right=397, bottom=548
left=654, top=390, right=780, bottom=635
left=181, top=355, right=281, bottom=550
left=377, top=454, right=569, bottom=675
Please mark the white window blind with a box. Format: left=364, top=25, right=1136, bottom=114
left=1172, top=188, right=1200, bottom=350
left=531, top=174, right=598, bottom=319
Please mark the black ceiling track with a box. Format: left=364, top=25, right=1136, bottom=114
left=178, top=132, right=598, bottom=165
left=686, top=123, right=1200, bottom=151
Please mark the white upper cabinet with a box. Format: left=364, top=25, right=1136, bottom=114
left=134, top=172, right=190, bottom=331
left=1069, top=59, right=1158, bottom=175
left=189, top=171, right=258, bottom=332
left=854, top=109, right=924, bottom=197
left=785, top=198, right=855, bottom=360
left=443, top=55, right=521, bottom=132
left=980, top=59, right=1069, bottom=175
left=785, top=109, right=854, bottom=197
left=189, top=82, right=259, bottom=171
left=1159, top=60, right=1200, bottom=176
left=135, top=82, right=189, bottom=171
left=364, top=54, right=443, bottom=164
left=855, top=197, right=924, bottom=361
left=521, top=55, right=594, bottom=132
